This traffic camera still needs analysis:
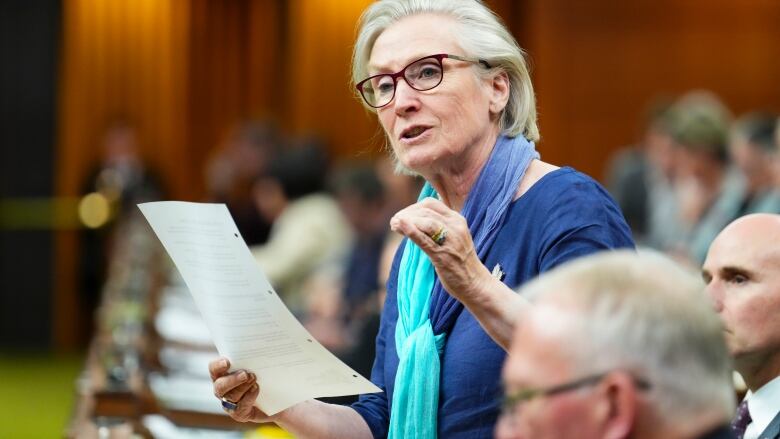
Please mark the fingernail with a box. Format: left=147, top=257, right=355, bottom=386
left=250, top=373, right=257, bottom=381
left=221, top=359, right=228, bottom=368
left=252, top=383, right=259, bottom=392
left=239, top=371, right=247, bottom=381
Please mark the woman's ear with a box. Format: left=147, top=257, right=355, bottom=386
left=488, top=71, right=511, bottom=116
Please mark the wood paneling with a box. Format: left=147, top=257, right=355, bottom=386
left=516, top=0, right=780, bottom=179
left=284, top=0, right=381, bottom=157
left=54, top=0, right=283, bottom=349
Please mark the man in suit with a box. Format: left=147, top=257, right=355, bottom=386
left=497, top=250, right=735, bottom=439
left=703, top=214, right=780, bottom=439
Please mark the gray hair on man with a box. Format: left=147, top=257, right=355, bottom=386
left=519, top=249, right=735, bottom=423
left=352, top=0, right=539, bottom=142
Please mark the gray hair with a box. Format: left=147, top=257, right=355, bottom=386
left=519, top=250, right=735, bottom=423
left=351, top=0, right=539, bottom=142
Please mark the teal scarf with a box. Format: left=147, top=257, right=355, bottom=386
left=388, top=135, right=538, bottom=438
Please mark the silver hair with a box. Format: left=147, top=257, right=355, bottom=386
left=519, top=250, right=735, bottom=423
left=351, top=0, right=539, bottom=142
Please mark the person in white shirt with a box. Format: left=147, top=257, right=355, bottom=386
left=703, top=213, right=780, bottom=439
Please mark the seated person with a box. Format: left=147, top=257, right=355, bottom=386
left=498, top=250, right=736, bottom=439
left=729, top=112, right=780, bottom=215
left=250, top=141, right=352, bottom=315
left=703, top=214, right=780, bottom=439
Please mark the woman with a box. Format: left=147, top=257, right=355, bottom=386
left=209, top=1, right=634, bottom=438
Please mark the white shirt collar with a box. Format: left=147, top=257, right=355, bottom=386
left=744, top=374, right=780, bottom=439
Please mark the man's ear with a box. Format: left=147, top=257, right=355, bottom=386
left=488, top=71, right=511, bottom=116
left=596, top=372, right=638, bottom=439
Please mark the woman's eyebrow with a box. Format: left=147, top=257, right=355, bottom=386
left=368, top=53, right=430, bottom=74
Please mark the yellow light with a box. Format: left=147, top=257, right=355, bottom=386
left=78, top=192, right=111, bottom=229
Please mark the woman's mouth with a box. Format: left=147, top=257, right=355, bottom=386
left=400, top=125, right=431, bottom=141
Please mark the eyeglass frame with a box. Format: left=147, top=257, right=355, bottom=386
left=355, top=53, right=491, bottom=109
left=500, top=371, right=652, bottom=418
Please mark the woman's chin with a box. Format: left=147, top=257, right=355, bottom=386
left=396, top=149, right=444, bottom=175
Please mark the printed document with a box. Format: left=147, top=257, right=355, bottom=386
left=139, top=201, right=381, bottom=415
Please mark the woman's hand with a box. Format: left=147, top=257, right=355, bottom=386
left=209, top=357, right=268, bottom=423
left=389, top=197, right=492, bottom=302
left=389, top=197, right=529, bottom=350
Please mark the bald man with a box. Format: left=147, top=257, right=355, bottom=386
left=703, top=214, right=780, bottom=439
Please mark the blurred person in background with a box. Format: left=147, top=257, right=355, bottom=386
left=728, top=112, right=780, bottom=216
left=79, top=118, right=163, bottom=341
left=668, top=91, right=742, bottom=265
left=209, top=0, right=633, bottom=437
left=333, top=165, right=389, bottom=319
left=205, top=121, right=281, bottom=246
left=250, top=139, right=353, bottom=315
left=374, top=155, right=424, bottom=216
left=703, top=214, right=780, bottom=439
left=606, top=99, right=678, bottom=245
left=305, top=165, right=393, bottom=394
left=497, top=250, right=735, bottom=439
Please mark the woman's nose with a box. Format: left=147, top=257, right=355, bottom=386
left=392, top=78, right=421, bottom=114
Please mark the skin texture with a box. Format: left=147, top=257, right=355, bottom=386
left=208, top=13, right=546, bottom=437
left=702, top=213, right=780, bottom=391
left=496, top=303, right=638, bottom=439
left=497, top=293, right=727, bottom=439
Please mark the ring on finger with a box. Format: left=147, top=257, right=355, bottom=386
left=221, top=396, right=239, bottom=412
left=430, top=227, right=447, bottom=245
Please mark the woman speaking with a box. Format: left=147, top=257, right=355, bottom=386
left=209, top=0, right=634, bottom=437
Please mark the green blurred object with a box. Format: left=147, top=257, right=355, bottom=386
left=0, top=352, right=83, bottom=438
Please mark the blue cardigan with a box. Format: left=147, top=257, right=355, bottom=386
left=351, top=167, right=635, bottom=438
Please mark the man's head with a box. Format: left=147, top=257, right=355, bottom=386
left=498, top=250, right=734, bottom=439
left=729, top=112, right=777, bottom=193
left=703, top=214, right=780, bottom=385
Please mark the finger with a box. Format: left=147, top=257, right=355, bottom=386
left=393, top=201, right=443, bottom=222
left=418, top=197, right=454, bottom=215
left=209, top=357, right=231, bottom=381
left=223, top=373, right=257, bottom=403
left=395, top=217, right=443, bottom=253
left=391, top=214, right=441, bottom=243
left=214, top=369, right=251, bottom=399
left=234, top=382, right=263, bottom=422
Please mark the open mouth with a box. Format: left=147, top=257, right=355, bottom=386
left=401, top=125, right=430, bottom=140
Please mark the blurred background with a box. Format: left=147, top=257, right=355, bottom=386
left=1, top=0, right=779, bottom=437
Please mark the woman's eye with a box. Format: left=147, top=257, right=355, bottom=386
left=371, top=77, right=394, bottom=95
left=420, top=67, right=437, bottom=78
left=377, top=82, right=394, bottom=94
left=416, top=65, right=440, bottom=80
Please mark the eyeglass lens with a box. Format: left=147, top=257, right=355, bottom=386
left=361, top=56, right=444, bottom=107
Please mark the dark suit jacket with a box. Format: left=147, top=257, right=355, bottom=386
left=699, top=425, right=736, bottom=439
left=759, top=411, right=780, bottom=439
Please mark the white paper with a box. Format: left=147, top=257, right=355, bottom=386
left=139, top=201, right=381, bottom=415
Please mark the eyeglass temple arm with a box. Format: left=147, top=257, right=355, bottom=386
left=445, top=54, right=491, bottom=69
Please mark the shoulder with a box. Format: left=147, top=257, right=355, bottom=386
left=507, top=166, right=634, bottom=251
left=516, top=159, right=560, bottom=199
left=520, top=165, right=619, bottom=211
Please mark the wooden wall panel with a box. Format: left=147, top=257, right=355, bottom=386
left=517, top=0, right=780, bottom=180
left=284, top=0, right=382, bottom=158
left=54, top=0, right=283, bottom=349
left=55, top=0, right=191, bottom=349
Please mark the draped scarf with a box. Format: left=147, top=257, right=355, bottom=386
left=389, top=134, right=539, bottom=438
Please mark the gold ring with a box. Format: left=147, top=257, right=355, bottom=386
left=430, top=227, right=447, bottom=245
